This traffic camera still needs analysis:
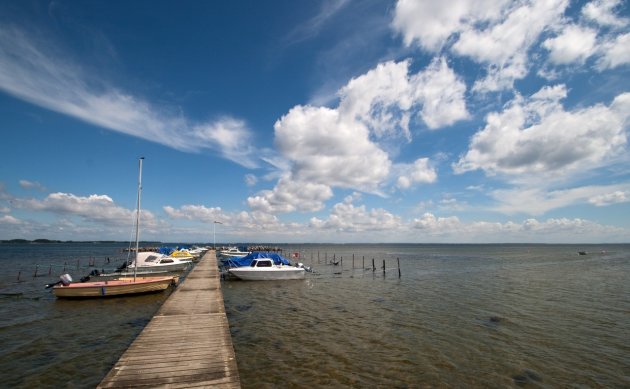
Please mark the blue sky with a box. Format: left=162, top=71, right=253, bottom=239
left=1, top=0, right=629, bottom=243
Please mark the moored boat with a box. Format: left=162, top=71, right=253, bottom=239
left=52, top=275, right=178, bottom=298
left=169, top=249, right=196, bottom=260
left=226, top=252, right=310, bottom=281
left=228, top=258, right=305, bottom=280
left=51, top=157, right=179, bottom=298
left=131, top=252, right=192, bottom=272
left=219, top=246, right=251, bottom=258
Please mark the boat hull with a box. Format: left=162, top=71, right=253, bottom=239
left=228, top=267, right=305, bottom=281
left=52, top=276, right=177, bottom=298
left=92, top=269, right=182, bottom=281
left=129, top=262, right=191, bottom=273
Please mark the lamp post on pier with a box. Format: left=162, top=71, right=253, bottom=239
left=213, top=221, right=223, bottom=249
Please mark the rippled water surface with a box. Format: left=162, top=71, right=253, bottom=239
left=224, top=244, right=630, bottom=387
left=1, top=243, right=629, bottom=388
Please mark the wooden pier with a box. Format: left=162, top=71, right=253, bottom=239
left=98, top=250, right=240, bottom=388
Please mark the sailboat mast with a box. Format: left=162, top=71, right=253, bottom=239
left=133, top=157, right=144, bottom=281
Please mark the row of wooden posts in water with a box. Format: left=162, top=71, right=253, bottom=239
left=17, top=256, right=125, bottom=282
left=289, top=251, right=402, bottom=278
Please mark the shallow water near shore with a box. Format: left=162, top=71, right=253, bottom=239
left=1, top=243, right=629, bottom=387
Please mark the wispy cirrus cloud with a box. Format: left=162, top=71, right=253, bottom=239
left=0, top=25, right=258, bottom=168
left=490, top=184, right=630, bottom=215
left=19, top=179, right=47, bottom=192
left=282, top=0, right=350, bottom=45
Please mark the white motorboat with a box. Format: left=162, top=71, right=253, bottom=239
left=219, top=246, right=251, bottom=258
left=228, top=257, right=305, bottom=280
left=187, top=246, right=209, bottom=256
left=129, top=252, right=193, bottom=272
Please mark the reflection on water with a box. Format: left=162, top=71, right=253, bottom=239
left=1, top=243, right=629, bottom=387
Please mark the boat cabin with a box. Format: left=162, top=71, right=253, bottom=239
left=250, top=259, right=274, bottom=267
left=143, top=255, right=175, bottom=264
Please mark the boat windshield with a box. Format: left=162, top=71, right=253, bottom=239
left=255, top=260, right=272, bottom=268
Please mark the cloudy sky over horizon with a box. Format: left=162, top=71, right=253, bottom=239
left=1, top=0, right=629, bottom=243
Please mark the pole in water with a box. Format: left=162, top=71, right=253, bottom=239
left=382, top=259, right=386, bottom=276
left=397, top=257, right=401, bottom=278
left=33, top=265, right=38, bottom=278
left=372, top=258, right=375, bottom=272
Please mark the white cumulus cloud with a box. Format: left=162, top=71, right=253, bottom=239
left=543, top=24, right=598, bottom=65
left=12, top=192, right=158, bottom=227
left=582, top=0, right=629, bottom=28
left=454, top=85, right=629, bottom=181
left=596, top=32, right=630, bottom=70
left=393, top=0, right=570, bottom=92
left=247, top=174, right=333, bottom=214
left=396, top=158, right=437, bottom=190
left=263, top=58, right=468, bottom=214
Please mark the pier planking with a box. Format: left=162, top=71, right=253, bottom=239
left=98, top=250, right=240, bottom=388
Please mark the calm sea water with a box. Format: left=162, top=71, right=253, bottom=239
left=1, top=243, right=629, bottom=387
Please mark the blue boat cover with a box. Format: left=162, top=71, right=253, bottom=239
left=226, top=252, right=291, bottom=267
left=158, top=247, right=175, bottom=255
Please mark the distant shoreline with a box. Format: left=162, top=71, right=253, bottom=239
left=0, top=239, right=162, bottom=244
left=1, top=239, right=628, bottom=245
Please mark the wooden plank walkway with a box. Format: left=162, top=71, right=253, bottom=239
left=98, top=250, right=241, bottom=388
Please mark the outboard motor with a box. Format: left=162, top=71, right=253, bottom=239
left=298, top=263, right=313, bottom=272
left=59, top=274, right=73, bottom=286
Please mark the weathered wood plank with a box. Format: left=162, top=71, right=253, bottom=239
left=98, top=250, right=241, bottom=388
